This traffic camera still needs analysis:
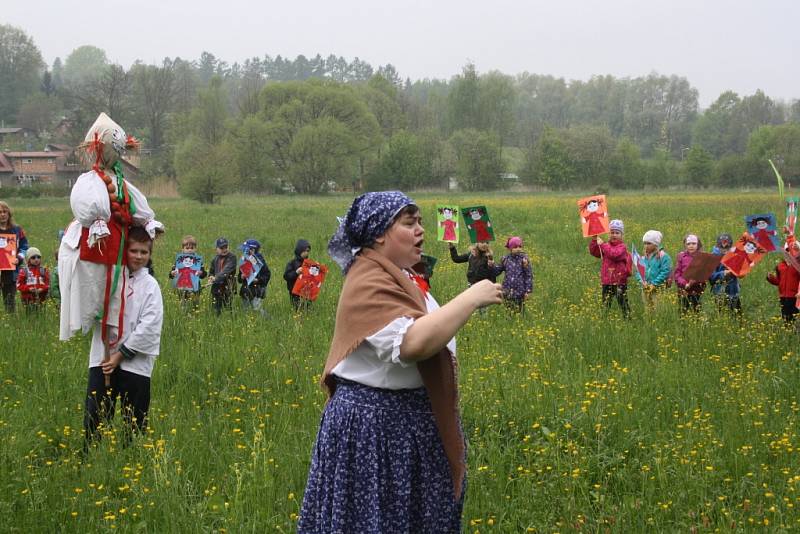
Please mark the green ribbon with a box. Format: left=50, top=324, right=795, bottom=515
left=107, top=161, right=130, bottom=310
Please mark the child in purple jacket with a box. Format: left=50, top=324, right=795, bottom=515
left=496, top=236, right=533, bottom=313
left=589, top=219, right=631, bottom=318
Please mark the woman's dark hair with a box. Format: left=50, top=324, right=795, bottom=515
left=393, top=204, right=419, bottom=221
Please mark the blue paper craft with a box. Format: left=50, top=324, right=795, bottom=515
left=173, top=253, right=203, bottom=292
left=239, top=253, right=263, bottom=285
left=745, top=213, right=781, bottom=253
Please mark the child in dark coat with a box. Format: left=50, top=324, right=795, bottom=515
left=0, top=200, right=29, bottom=313
left=209, top=238, right=237, bottom=315
left=709, top=233, right=741, bottom=314
left=449, top=242, right=498, bottom=286
left=238, top=239, right=270, bottom=314
left=284, top=239, right=311, bottom=310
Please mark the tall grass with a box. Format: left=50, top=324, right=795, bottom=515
left=0, top=192, right=798, bottom=532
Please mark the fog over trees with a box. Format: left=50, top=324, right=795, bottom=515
left=2, top=24, right=798, bottom=200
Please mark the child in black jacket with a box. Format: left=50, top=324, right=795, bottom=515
left=284, top=239, right=311, bottom=310
left=209, top=237, right=237, bottom=315
left=448, top=242, right=498, bottom=285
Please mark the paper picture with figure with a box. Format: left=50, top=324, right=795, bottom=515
left=413, top=253, right=438, bottom=282
left=785, top=198, right=799, bottom=236
left=239, top=250, right=264, bottom=286
left=461, top=206, right=495, bottom=243
left=436, top=205, right=460, bottom=243
left=721, top=233, right=766, bottom=278
left=172, top=253, right=203, bottom=292
left=745, top=213, right=780, bottom=253
left=292, top=259, right=329, bottom=302
left=577, top=195, right=609, bottom=237
left=0, top=233, right=18, bottom=271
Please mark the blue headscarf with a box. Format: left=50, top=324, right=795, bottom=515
left=328, top=191, right=415, bottom=273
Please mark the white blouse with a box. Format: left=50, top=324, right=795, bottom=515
left=332, top=281, right=456, bottom=390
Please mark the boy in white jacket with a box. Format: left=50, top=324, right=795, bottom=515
left=84, top=226, right=163, bottom=445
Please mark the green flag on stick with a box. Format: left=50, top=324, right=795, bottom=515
left=769, top=159, right=784, bottom=200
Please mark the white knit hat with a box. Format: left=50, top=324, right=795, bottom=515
left=642, top=230, right=662, bottom=246
left=26, top=247, right=42, bottom=259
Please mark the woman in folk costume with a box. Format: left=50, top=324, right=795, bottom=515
left=59, top=113, right=164, bottom=346
left=298, top=192, right=503, bottom=533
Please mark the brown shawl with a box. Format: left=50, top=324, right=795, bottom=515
left=322, top=247, right=466, bottom=499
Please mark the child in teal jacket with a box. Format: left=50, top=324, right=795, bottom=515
left=641, top=230, right=672, bottom=307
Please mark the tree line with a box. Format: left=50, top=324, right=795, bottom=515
left=2, top=24, right=799, bottom=201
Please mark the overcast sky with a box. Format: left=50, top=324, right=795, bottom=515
left=4, top=0, right=798, bottom=107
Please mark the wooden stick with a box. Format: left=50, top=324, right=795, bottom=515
left=102, top=326, right=112, bottom=388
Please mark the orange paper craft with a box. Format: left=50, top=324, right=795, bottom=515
left=720, top=233, right=766, bottom=278
left=292, top=259, right=329, bottom=301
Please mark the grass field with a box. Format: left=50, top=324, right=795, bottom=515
left=1, top=191, right=798, bottom=532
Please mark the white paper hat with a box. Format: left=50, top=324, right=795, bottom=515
left=84, top=112, right=129, bottom=155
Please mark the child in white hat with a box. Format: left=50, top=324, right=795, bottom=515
left=16, top=246, right=50, bottom=310
left=640, top=230, right=672, bottom=307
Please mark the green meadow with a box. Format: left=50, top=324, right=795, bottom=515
left=1, top=191, right=798, bottom=532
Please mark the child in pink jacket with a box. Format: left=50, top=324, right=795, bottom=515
left=673, top=234, right=706, bottom=314
left=589, top=219, right=631, bottom=318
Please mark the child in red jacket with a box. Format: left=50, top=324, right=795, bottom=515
left=16, top=247, right=50, bottom=310
left=766, top=240, right=800, bottom=324
left=589, top=219, right=631, bottom=318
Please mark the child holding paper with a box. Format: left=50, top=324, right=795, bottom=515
left=16, top=247, right=50, bottom=310
left=284, top=239, right=311, bottom=311
left=709, top=233, right=741, bottom=314
left=0, top=200, right=29, bottom=313
left=766, top=239, right=800, bottom=325
left=495, top=236, right=533, bottom=312
left=673, top=234, right=707, bottom=314
left=168, top=235, right=207, bottom=310
left=589, top=219, right=631, bottom=318
left=238, top=239, right=270, bottom=313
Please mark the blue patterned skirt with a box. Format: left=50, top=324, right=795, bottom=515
left=298, top=378, right=464, bottom=533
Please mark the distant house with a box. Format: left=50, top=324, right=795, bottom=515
left=0, top=153, right=13, bottom=187
left=0, top=127, right=37, bottom=147
left=1, top=151, right=72, bottom=187
left=0, top=144, right=141, bottom=190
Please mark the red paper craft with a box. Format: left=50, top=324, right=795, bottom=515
left=292, top=259, right=329, bottom=301
left=720, top=233, right=766, bottom=278
left=0, top=233, right=17, bottom=271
